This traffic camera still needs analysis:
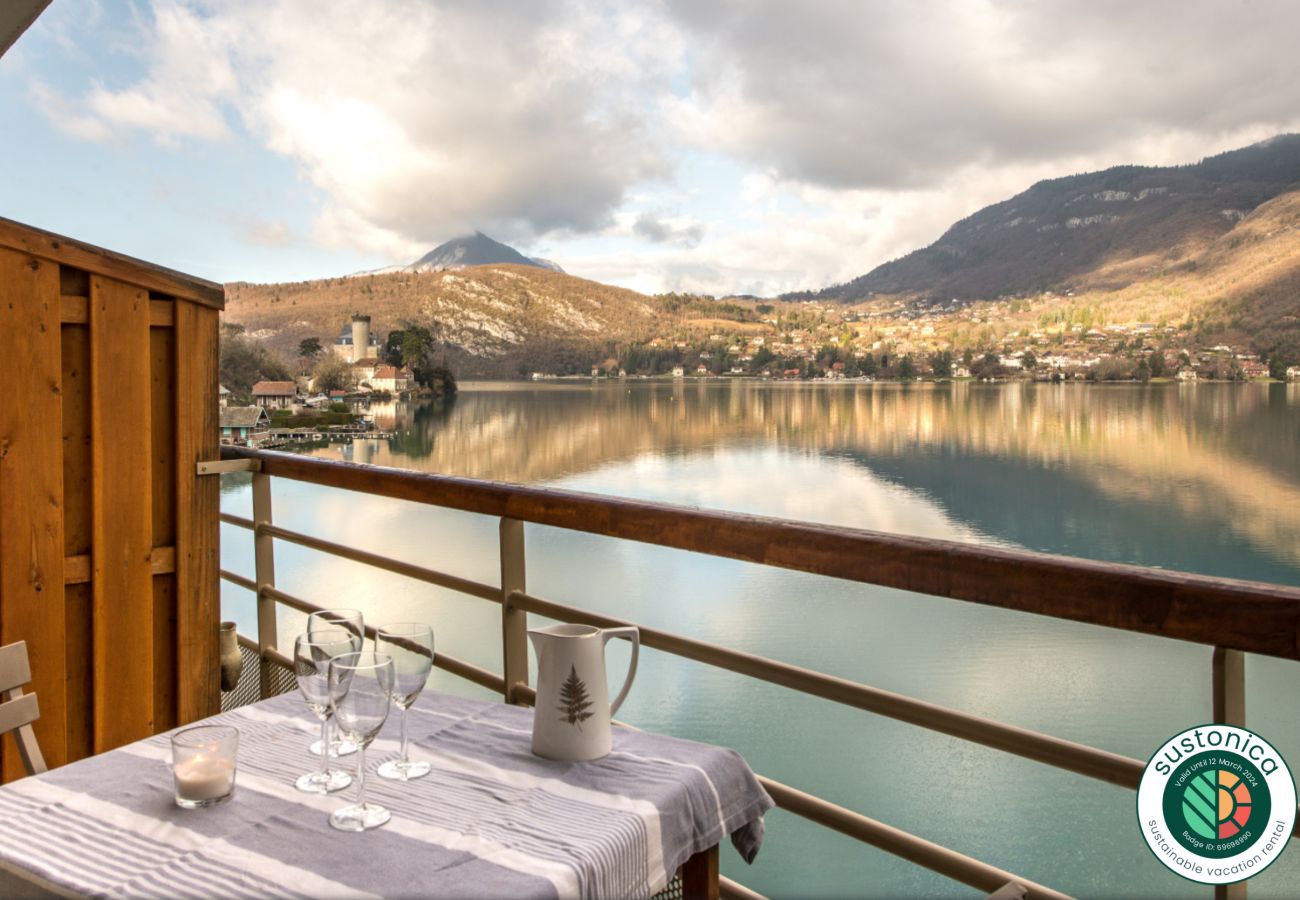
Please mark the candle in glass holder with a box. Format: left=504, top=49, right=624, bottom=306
left=171, top=725, right=238, bottom=808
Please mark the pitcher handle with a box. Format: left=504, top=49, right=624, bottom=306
left=602, top=627, right=640, bottom=718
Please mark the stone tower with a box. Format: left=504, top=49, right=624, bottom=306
left=350, top=314, right=372, bottom=362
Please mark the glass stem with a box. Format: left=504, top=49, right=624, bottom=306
left=400, top=705, right=410, bottom=767
left=319, top=717, right=330, bottom=777
left=356, top=745, right=368, bottom=809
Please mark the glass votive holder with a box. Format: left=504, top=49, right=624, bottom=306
left=171, top=725, right=238, bottom=809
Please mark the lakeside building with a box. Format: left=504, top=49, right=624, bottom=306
left=218, top=406, right=269, bottom=445
left=250, top=380, right=298, bottom=409
left=371, top=365, right=414, bottom=393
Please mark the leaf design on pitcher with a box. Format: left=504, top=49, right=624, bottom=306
left=557, top=664, right=594, bottom=730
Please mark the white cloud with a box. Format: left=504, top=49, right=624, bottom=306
left=663, top=0, right=1300, bottom=192
left=36, top=0, right=680, bottom=256
left=26, top=0, right=1300, bottom=291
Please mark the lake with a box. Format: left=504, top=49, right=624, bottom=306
left=220, top=380, right=1300, bottom=897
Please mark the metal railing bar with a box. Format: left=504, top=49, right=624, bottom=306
left=257, top=522, right=499, bottom=603
left=220, top=446, right=1300, bottom=661
left=220, top=512, right=254, bottom=530
left=233, top=632, right=291, bottom=669
left=757, top=776, right=1070, bottom=900
left=510, top=590, right=1144, bottom=789
left=259, top=584, right=316, bottom=615
left=719, top=875, right=766, bottom=900
left=220, top=569, right=257, bottom=593
left=258, top=585, right=505, bottom=694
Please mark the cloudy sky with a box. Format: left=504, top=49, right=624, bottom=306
left=3, top=0, right=1300, bottom=295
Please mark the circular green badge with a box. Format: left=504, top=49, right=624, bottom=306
left=1161, top=751, right=1271, bottom=858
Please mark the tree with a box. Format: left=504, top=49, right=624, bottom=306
left=400, top=326, right=435, bottom=369
left=898, top=355, right=916, bottom=380
left=380, top=329, right=406, bottom=366
left=1021, top=350, right=1037, bottom=371
left=970, top=352, right=1004, bottom=379
left=220, top=335, right=290, bottom=395
left=298, top=337, right=323, bottom=361
left=930, top=350, right=953, bottom=378
left=312, top=354, right=352, bottom=394
left=1148, top=352, right=1167, bottom=378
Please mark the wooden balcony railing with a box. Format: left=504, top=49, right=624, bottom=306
left=213, top=445, right=1300, bottom=900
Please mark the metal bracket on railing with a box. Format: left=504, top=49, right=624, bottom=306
left=197, top=459, right=262, bottom=475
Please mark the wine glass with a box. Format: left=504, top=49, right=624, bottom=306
left=307, top=609, right=364, bottom=758
left=309, top=609, right=365, bottom=651
left=293, top=629, right=356, bottom=794
left=374, top=624, right=435, bottom=781
left=328, top=651, right=395, bottom=832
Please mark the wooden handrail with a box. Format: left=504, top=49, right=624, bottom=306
left=221, top=446, right=1300, bottom=660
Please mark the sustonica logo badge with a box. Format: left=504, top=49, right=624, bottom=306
left=1138, top=724, right=1296, bottom=885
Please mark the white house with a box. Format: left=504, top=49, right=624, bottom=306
left=370, top=365, right=414, bottom=393
left=350, top=358, right=381, bottom=386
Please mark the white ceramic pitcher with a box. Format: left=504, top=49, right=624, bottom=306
left=529, top=623, right=639, bottom=761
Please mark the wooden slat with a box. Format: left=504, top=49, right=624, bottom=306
left=0, top=246, right=67, bottom=781
left=0, top=693, right=39, bottom=735
left=62, top=555, right=89, bottom=585
left=59, top=314, right=93, bottom=764
left=150, top=321, right=177, bottom=732
left=0, top=217, right=223, bottom=309
left=222, top=446, right=1300, bottom=661
left=60, top=294, right=87, bottom=323
left=62, top=583, right=92, bottom=761
left=89, top=275, right=154, bottom=751
left=174, top=302, right=220, bottom=723
left=148, top=300, right=174, bottom=327
left=0, top=641, right=33, bottom=692
left=60, top=295, right=172, bottom=326
left=59, top=321, right=93, bottom=559
left=63, top=547, right=176, bottom=585
left=151, top=574, right=176, bottom=732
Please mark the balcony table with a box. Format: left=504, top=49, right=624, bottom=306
left=0, top=689, right=772, bottom=899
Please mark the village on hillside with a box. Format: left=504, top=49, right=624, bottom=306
left=532, top=292, right=1300, bottom=383
left=218, top=313, right=446, bottom=448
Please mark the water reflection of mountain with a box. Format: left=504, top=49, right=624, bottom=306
left=320, top=382, right=1300, bottom=573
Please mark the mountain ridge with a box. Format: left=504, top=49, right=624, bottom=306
left=787, top=134, right=1300, bottom=304
left=225, top=135, right=1300, bottom=377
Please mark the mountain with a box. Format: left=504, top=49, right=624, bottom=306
left=791, top=135, right=1300, bottom=304
left=407, top=232, right=564, bottom=273
left=225, top=264, right=664, bottom=377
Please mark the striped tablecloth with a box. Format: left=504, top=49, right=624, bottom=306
left=0, top=690, right=772, bottom=899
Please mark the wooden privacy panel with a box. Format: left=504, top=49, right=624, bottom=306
left=0, top=218, right=223, bottom=781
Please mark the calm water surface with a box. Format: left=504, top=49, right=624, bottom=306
left=221, top=381, right=1300, bottom=898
